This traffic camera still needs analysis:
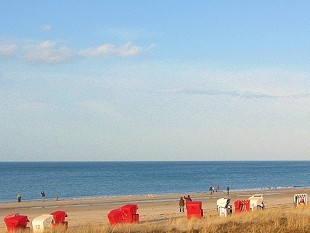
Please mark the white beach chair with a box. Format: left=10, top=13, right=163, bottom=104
left=216, top=198, right=231, bottom=217
left=32, top=214, right=53, bottom=233
left=294, top=194, right=307, bottom=207
left=249, top=194, right=264, bottom=211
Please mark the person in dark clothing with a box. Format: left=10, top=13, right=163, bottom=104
left=41, top=191, right=46, bottom=201
left=226, top=186, right=230, bottom=195
left=179, top=197, right=185, bottom=212
left=184, top=195, right=192, bottom=202
left=17, top=194, right=21, bottom=202
left=184, top=194, right=192, bottom=208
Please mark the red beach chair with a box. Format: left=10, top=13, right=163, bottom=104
left=186, top=201, right=203, bottom=219
left=107, top=204, right=140, bottom=225
left=50, top=210, right=68, bottom=229
left=121, top=204, right=139, bottom=223
left=107, top=209, right=124, bottom=225
left=234, top=200, right=250, bottom=213
left=4, top=213, right=30, bottom=233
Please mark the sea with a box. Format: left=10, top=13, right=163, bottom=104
left=0, top=161, right=309, bottom=203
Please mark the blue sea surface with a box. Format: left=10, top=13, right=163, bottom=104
left=0, top=161, right=309, bottom=202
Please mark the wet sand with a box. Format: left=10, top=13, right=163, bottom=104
left=0, top=188, right=309, bottom=230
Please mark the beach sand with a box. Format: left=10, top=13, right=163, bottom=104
left=0, top=188, right=309, bottom=230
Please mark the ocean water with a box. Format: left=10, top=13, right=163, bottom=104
left=0, top=161, right=309, bottom=203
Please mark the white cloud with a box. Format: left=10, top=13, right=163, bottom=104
left=80, top=42, right=142, bottom=57
left=41, top=25, right=52, bottom=32
left=0, top=44, right=16, bottom=56
left=0, top=38, right=148, bottom=63
left=25, top=41, right=72, bottom=63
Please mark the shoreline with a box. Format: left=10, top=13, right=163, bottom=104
left=1, top=187, right=309, bottom=230
left=0, top=185, right=307, bottom=204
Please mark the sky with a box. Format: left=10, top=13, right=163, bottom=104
left=0, top=1, right=309, bottom=161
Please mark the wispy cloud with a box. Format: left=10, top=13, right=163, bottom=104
left=79, top=100, right=121, bottom=117
left=0, top=38, right=149, bottom=63
left=41, top=25, right=52, bottom=32
left=79, top=42, right=142, bottom=57
left=0, top=44, right=17, bottom=56
left=162, top=88, right=310, bottom=99
left=24, top=41, right=72, bottom=63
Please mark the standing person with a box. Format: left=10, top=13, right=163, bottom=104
left=226, top=186, right=230, bottom=195
left=216, top=185, right=220, bottom=192
left=17, top=193, right=21, bottom=202
left=184, top=195, right=192, bottom=202
left=41, top=191, right=46, bottom=201
left=179, top=197, right=185, bottom=212
left=209, top=186, right=213, bottom=195
left=184, top=194, right=192, bottom=208
left=184, top=195, right=192, bottom=203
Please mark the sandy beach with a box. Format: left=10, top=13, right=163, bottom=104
left=0, top=188, right=309, bottom=230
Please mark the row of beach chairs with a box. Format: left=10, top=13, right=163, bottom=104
left=4, top=210, right=67, bottom=233
left=3, top=193, right=307, bottom=232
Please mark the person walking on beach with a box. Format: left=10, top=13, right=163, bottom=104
left=209, top=186, right=213, bottom=195
left=179, top=197, right=185, bottom=212
left=17, top=193, right=21, bottom=202
left=226, top=186, right=230, bottom=195
left=41, top=191, right=46, bottom=201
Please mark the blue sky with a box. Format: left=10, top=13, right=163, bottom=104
left=0, top=1, right=309, bottom=161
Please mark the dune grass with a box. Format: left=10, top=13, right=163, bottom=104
left=2, top=205, right=310, bottom=233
